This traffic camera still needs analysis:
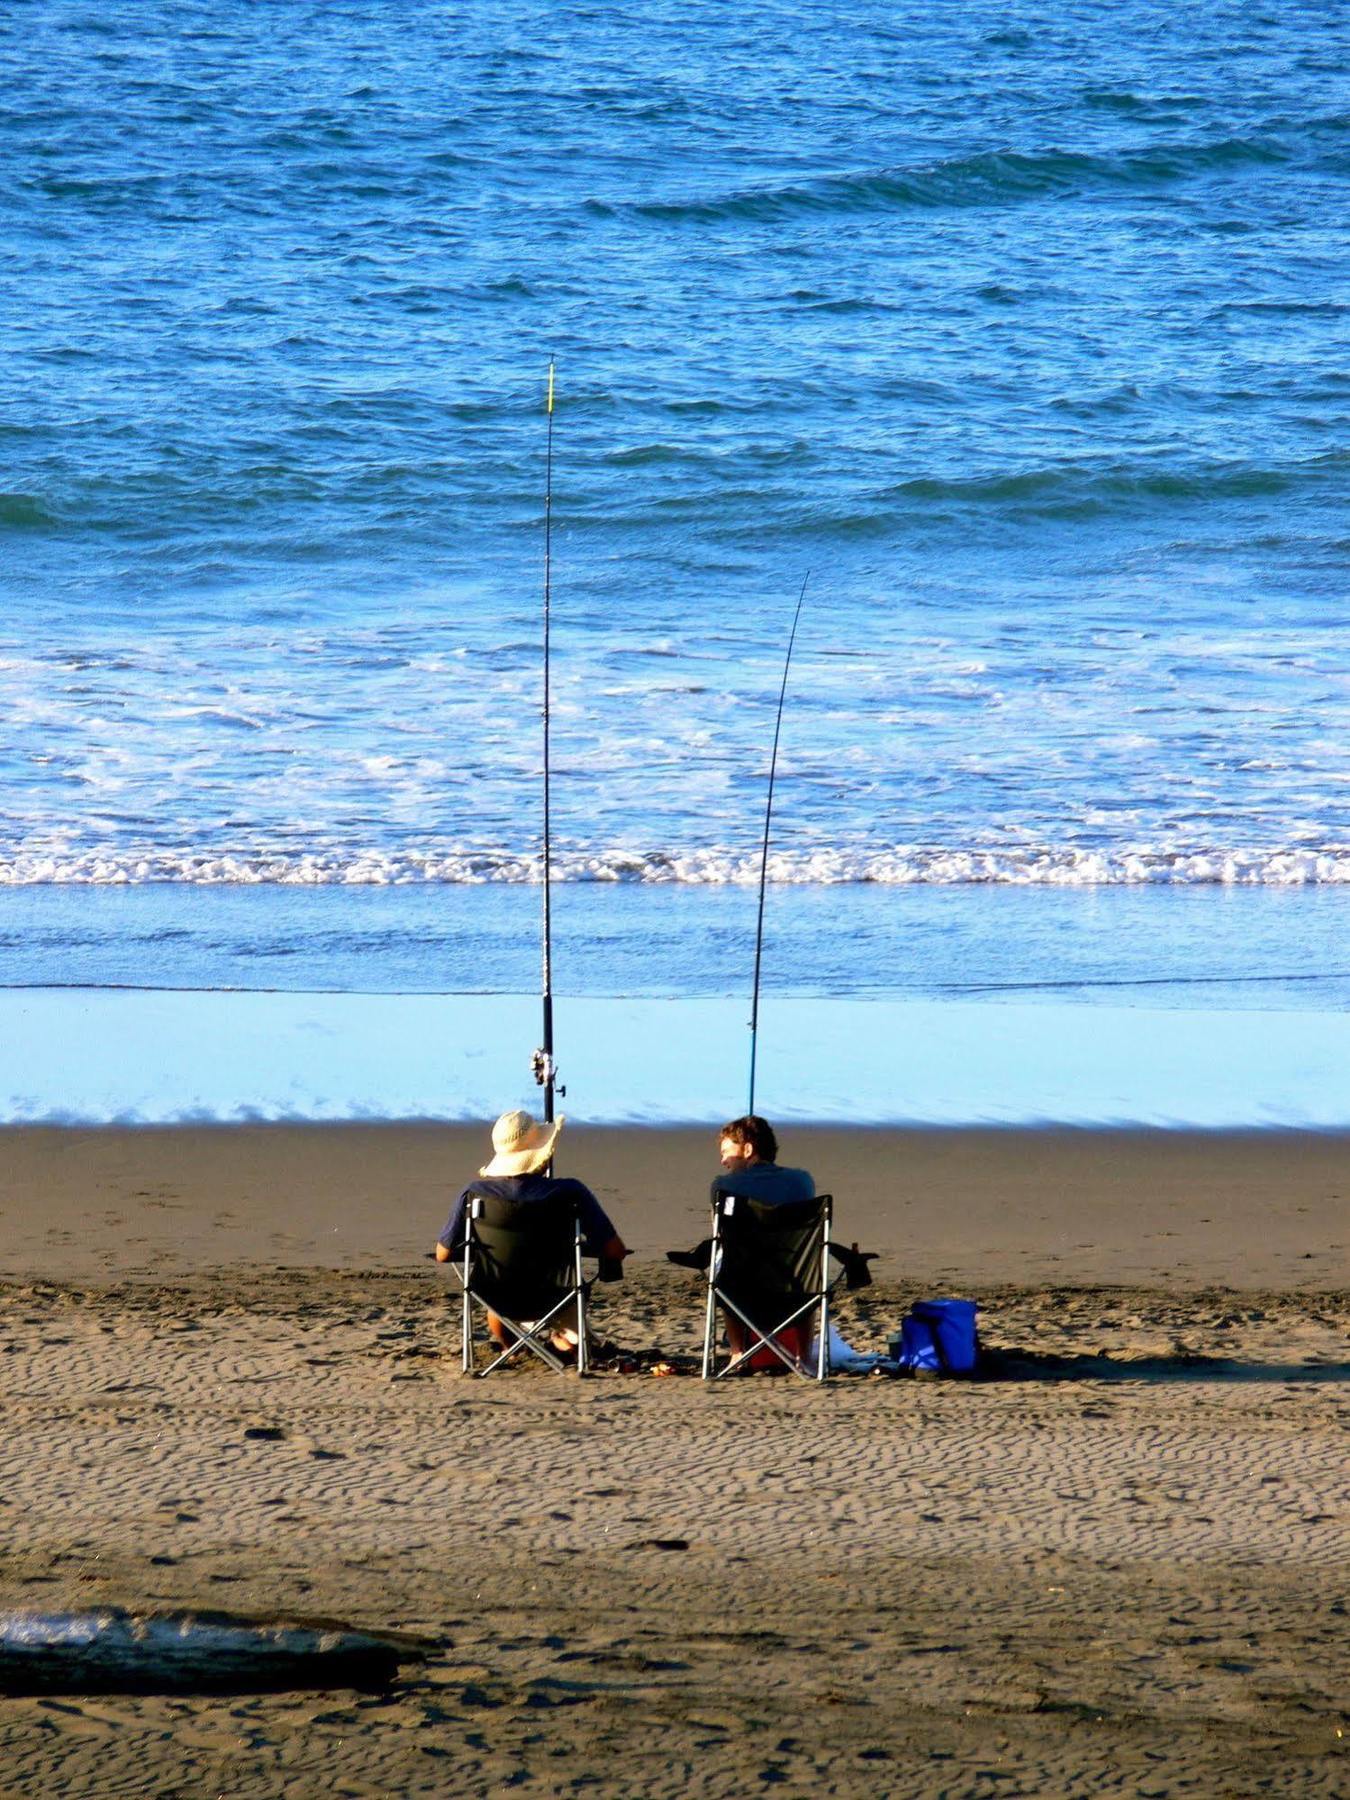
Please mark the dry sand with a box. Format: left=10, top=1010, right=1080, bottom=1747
left=0, top=1124, right=1346, bottom=1798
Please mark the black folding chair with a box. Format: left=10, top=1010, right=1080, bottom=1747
left=454, top=1189, right=588, bottom=1377
left=701, top=1191, right=837, bottom=1381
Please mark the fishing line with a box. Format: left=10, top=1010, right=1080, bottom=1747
left=531, top=361, right=562, bottom=1142
left=747, top=572, right=808, bottom=1116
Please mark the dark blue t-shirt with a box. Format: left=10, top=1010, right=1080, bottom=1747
left=438, top=1173, right=619, bottom=1259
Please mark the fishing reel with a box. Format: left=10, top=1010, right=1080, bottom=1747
left=531, top=1048, right=564, bottom=1097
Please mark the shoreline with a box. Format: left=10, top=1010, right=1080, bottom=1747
left=4, top=988, right=1350, bottom=1129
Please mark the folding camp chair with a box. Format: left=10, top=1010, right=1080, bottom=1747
left=701, top=1191, right=837, bottom=1381
left=454, top=1189, right=588, bottom=1377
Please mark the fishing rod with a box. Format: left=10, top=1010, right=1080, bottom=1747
left=531, top=361, right=562, bottom=1142
left=747, top=572, right=808, bottom=1117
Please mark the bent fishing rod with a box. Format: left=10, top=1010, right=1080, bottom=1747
left=747, top=573, right=808, bottom=1117
left=531, top=360, right=562, bottom=1142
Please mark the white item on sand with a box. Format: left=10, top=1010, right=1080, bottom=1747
left=807, top=1321, right=880, bottom=1374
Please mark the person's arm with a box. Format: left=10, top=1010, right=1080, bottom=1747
left=434, top=1188, right=473, bottom=1262
left=572, top=1181, right=626, bottom=1260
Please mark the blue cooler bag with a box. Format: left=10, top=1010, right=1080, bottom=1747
left=896, top=1298, right=979, bottom=1375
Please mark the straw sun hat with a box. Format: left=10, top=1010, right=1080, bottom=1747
left=479, top=1108, right=564, bottom=1178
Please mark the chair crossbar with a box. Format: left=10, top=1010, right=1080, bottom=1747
left=472, top=1291, right=579, bottom=1376
left=713, top=1290, right=825, bottom=1380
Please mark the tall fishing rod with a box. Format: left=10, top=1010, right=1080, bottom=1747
left=747, top=573, right=808, bottom=1117
left=531, top=360, right=562, bottom=1139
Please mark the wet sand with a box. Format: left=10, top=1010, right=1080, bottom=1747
left=0, top=1125, right=1346, bottom=1797
left=1, top=1121, right=1347, bottom=1287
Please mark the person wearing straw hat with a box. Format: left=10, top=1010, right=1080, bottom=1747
left=434, top=1110, right=627, bottom=1351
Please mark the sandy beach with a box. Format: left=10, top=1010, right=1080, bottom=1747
left=0, top=1124, right=1346, bottom=1797
left=11, top=6, right=1350, bottom=1799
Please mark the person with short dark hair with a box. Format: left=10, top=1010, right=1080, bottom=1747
left=712, top=1115, right=815, bottom=1364
left=714, top=1114, right=815, bottom=1207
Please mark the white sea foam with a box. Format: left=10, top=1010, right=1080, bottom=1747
left=2, top=845, right=1350, bottom=886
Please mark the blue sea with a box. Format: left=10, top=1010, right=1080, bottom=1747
left=2, top=1, right=1348, bottom=1122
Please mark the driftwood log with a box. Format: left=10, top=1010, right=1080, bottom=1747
left=0, top=1607, right=424, bottom=1694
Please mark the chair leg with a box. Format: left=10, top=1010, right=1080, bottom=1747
left=701, top=1204, right=724, bottom=1380
left=574, top=1226, right=588, bottom=1376
left=701, top=1277, right=718, bottom=1380
left=817, top=1208, right=832, bottom=1381
left=461, top=1238, right=475, bottom=1374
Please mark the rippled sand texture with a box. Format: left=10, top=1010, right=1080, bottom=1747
left=0, top=1266, right=1345, bottom=1799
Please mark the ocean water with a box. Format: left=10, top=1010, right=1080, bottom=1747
left=2, top=2, right=1348, bottom=1120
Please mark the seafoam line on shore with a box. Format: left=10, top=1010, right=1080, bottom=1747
left=3, top=845, right=1350, bottom=886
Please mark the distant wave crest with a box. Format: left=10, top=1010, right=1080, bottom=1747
left=0, top=491, right=57, bottom=530
left=3, top=847, right=1350, bottom=887
left=607, top=131, right=1315, bottom=226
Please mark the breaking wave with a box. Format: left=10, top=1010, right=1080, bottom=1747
left=3, top=846, right=1350, bottom=887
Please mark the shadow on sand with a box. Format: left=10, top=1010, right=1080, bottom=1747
left=979, top=1348, right=1350, bottom=1385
